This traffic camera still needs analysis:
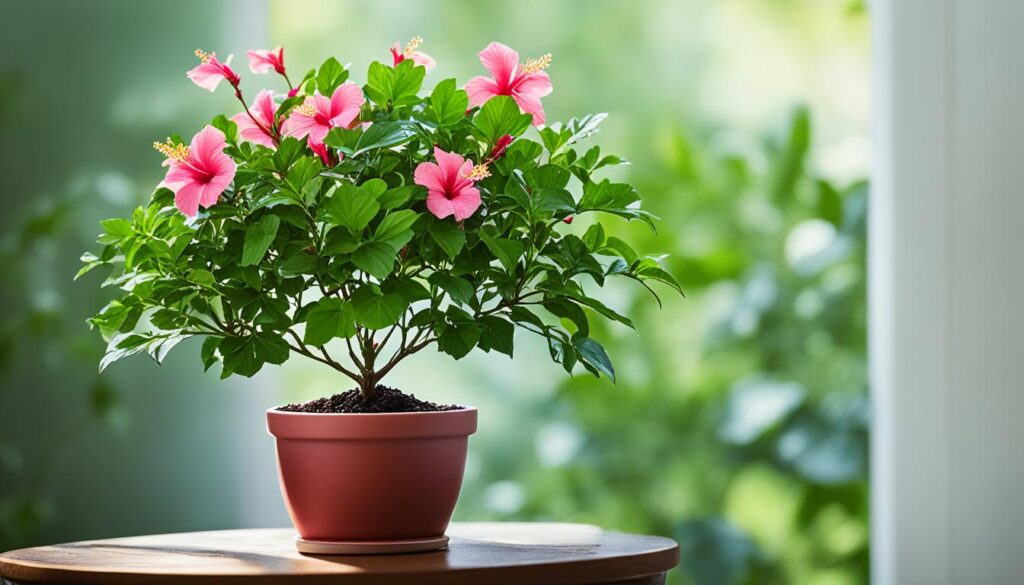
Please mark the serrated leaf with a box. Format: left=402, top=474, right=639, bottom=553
left=316, top=57, right=349, bottom=94
left=475, top=95, right=532, bottom=143
left=323, top=184, right=380, bottom=232
left=429, top=78, right=469, bottom=127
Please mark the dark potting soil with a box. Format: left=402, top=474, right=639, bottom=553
left=276, top=386, right=464, bottom=414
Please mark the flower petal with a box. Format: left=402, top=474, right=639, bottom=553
left=414, top=161, right=445, bottom=193
left=329, top=83, right=365, bottom=128
left=175, top=183, right=202, bottom=217
left=187, top=61, right=228, bottom=92
left=478, top=42, right=519, bottom=87
left=426, top=191, right=456, bottom=220
left=513, top=71, right=552, bottom=98
left=411, top=51, right=436, bottom=71
left=433, top=147, right=467, bottom=183
left=449, top=185, right=482, bottom=221
left=513, top=91, right=547, bottom=126
left=252, top=89, right=277, bottom=125
left=465, top=76, right=501, bottom=107
left=189, top=126, right=228, bottom=168
left=282, top=106, right=318, bottom=140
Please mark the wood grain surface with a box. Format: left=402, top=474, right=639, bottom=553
left=0, top=522, right=679, bottom=585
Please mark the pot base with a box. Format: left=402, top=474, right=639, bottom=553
left=294, top=534, right=449, bottom=555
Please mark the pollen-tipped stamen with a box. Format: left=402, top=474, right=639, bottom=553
left=520, top=53, right=552, bottom=75
left=462, top=163, right=491, bottom=182
left=153, top=138, right=189, bottom=162
left=404, top=36, right=424, bottom=58
left=294, top=101, right=318, bottom=116
left=194, top=49, right=212, bottom=63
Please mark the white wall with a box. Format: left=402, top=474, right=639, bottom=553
left=871, top=1, right=1024, bottom=583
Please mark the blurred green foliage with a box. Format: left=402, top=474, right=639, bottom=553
left=455, top=108, right=868, bottom=585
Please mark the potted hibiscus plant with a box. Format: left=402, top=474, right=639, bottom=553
left=80, top=38, right=681, bottom=553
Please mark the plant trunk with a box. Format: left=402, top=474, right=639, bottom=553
left=359, top=375, right=377, bottom=403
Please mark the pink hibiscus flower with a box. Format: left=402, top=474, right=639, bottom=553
left=465, top=42, right=553, bottom=126
left=390, top=36, right=436, bottom=71
left=231, top=89, right=278, bottom=148
left=155, top=126, right=236, bottom=218
left=282, top=82, right=365, bottom=146
left=187, top=50, right=240, bottom=92
left=414, top=147, right=484, bottom=221
left=247, top=47, right=286, bottom=75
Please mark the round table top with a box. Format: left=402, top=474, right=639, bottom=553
left=0, top=523, right=679, bottom=585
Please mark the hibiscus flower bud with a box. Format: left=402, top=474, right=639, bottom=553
left=490, top=134, right=514, bottom=160
left=563, top=215, right=574, bottom=225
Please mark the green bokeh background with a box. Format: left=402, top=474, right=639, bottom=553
left=0, top=1, right=868, bottom=583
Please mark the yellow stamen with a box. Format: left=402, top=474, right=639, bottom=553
left=295, top=101, right=317, bottom=116
left=463, top=163, right=491, bottom=182
left=153, top=138, right=189, bottom=162
left=404, top=36, right=424, bottom=58
left=194, top=49, right=212, bottom=63
left=520, top=53, right=552, bottom=75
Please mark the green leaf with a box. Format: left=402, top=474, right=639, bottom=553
left=277, top=253, right=319, bottom=277
left=573, top=337, right=615, bottom=381
left=364, top=59, right=425, bottom=108
left=241, top=215, right=280, bottom=266
left=200, top=336, right=221, bottom=372
left=212, top=114, right=239, bottom=144
left=632, top=256, right=684, bottom=295
left=543, top=298, right=590, bottom=337
left=477, top=315, right=514, bottom=357
left=361, top=178, right=388, bottom=198
left=323, top=184, right=380, bottom=233
left=578, top=179, right=656, bottom=229
left=316, top=57, right=349, bottom=94
left=323, top=127, right=361, bottom=153
left=582, top=223, right=606, bottom=250
left=354, top=121, right=417, bottom=156
left=100, top=218, right=133, bottom=239
left=474, top=95, right=532, bottom=144
left=437, top=307, right=481, bottom=359
left=479, top=230, right=525, bottom=272
left=429, top=78, right=469, bottom=127
left=429, top=273, right=475, bottom=305
left=352, top=241, right=399, bottom=279
left=373, top=209, right=419, bottom=246
left=378, top=185, right=423, bottom=209
left=303, top=297, right=355, bottom=345
left=254, top=333, right=290, bottom=365
left=187, top=268, right=216, bottom=287
left=600, top=236, right=638, bottom=265
left=350, top=285, right=408, bottom=329
left=429, top=220, right=466, bottom=259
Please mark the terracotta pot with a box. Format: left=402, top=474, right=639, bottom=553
left=266, top=407, right=477, bottom=542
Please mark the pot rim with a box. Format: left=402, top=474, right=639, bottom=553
left=267, top=405, right=478, bottom=440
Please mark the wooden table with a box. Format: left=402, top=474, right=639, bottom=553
left=0, top=523, right=679, bottom=585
